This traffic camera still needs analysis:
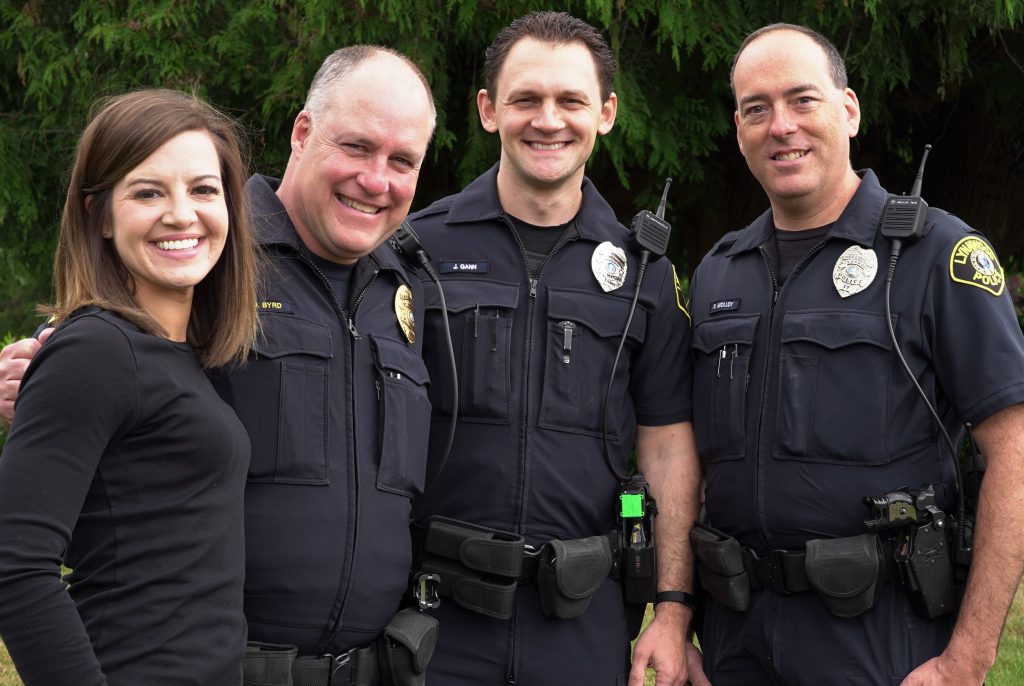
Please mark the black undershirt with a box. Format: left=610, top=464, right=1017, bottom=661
left=765, top=223, right=833, bottom=285
left=309, top=253, right=354, bottom=309
left=506, top=214, right=577, bottom=278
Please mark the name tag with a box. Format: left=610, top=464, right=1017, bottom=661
left=258, top=301, right=294, bottom=313
left=440, top=261, right=490, bottom=274
left=709, top=299, right=740, bottom=314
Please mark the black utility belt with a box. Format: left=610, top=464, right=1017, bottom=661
left=242, top=609, right=438, bottom=686
left=414, top=516, right=617, bottom=621
left=690, top=521, right=896, bottom=619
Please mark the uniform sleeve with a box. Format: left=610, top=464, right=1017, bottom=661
left=923, top=229, right=1024, bottom=426
left=0, top=316, right=138, bottom=685
left=631, top=259, right=693, bottom=426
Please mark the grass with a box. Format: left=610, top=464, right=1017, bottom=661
left=1, top=586, right=1022, bottom=685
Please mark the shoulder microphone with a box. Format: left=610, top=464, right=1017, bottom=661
left=629, top=178, right=673, bottom=257
left=880, top=144, right=931, bottom=244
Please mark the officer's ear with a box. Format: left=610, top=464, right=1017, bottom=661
left=477, top=89, right=498, bottom=134
left=291, top=111, right=314, bottom=155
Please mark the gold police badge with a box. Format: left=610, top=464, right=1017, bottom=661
left=832, top=245, right=878, bottom=298
left=395, top=285, right=416, bottom=343
left=949, top=236, right=1004, bottom=296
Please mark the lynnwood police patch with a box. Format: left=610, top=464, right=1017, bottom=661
left=949, top=236, right=1004, bottom=297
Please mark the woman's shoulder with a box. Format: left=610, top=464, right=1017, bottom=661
left=43, top=308, right=137, bottom=367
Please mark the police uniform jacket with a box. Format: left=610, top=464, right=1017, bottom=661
left=689, top=170, right=1024, bottom=553
left=410, top=163, right=690, bottom=548
left=211, top=175, right=431, bottom=655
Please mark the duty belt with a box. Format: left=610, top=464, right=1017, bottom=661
left=742, top=541, right=895, bottom=596
left=243, top=641, right=378, bottom=686
left=413, top=516, right=618, bottom=620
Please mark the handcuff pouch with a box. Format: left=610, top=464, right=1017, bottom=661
left=536, top=536, right=613, bottom=619
left=804, top=533, right=884, bottom=618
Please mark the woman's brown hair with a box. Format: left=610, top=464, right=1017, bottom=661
left=44, top=88, right=259, bottom=367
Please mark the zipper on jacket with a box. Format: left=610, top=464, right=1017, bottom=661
left=753, top=241, right=825, bottom=544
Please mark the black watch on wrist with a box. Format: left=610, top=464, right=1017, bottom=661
left=655, top=590, right=697, bottom=608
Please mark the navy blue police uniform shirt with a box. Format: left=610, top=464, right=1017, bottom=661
left=406, top=163, right=692, bottom=683
left=410, top=164, right=691, bottom=544
left=209, top=175, right=431, bottom=656
left=689, top=170, right=1024, bottom=552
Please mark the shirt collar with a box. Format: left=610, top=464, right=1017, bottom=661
left=726, top=169, right=887, bottom=256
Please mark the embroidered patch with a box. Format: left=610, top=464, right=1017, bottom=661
left=257, top=300, right=293, bottom=313
left=949, top=236, right=1004, bottom=296
left=672, top=264, right=690, bottom=320
left=709, top=299, right=741, bottom=314
left=440, top=261, right=490, bottom=274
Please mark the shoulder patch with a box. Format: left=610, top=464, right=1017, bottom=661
left=949, top=235, right=1004, bottom=296
left=672, top=264, right=690, bottom=320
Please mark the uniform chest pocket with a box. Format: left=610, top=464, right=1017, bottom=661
left=774, top=310, right=895, bottom=465
left=370, top=334, right=431, bottom=497
left=692, top=314, right=759, bottom=463
left=539, top=288, right=646, bottom=438
left=423, top=278, right=518, bottom=424
left=240, top=314, right=333, bottom=485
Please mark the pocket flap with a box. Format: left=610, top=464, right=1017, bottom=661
left=370, top=334, right=430, bottom=385
left=424, top=278, right=519, bottom=313
left=253, top=315, right=333, bottom=359
left=692, top=314, right=760, bottom=353
left=547, top=288, right=647, bottom=342
left=781, top=311, right=893, bottom=350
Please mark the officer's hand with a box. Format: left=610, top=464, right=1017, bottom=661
left=0, top=329, right=52, bottom=427
left=684, top=641, right=711, bottom=686
left=629, top=604, right=709, bottom=686
left=899, top=651, right=986, bottom=686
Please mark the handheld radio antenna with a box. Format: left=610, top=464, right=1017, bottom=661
left=910, top=144, right=932, bottom=198
left=656, top=178, right=673, bottom=220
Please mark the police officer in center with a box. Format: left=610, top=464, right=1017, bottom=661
left=688, top=23, right=1024, bottom=685
left=0, top=46, right=439, bottom=686
left=407, top=12, right=706, bottom=686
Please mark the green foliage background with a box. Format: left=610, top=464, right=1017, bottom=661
left=2, top=0, right=1023, bottom=337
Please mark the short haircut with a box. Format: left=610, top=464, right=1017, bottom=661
left=484, top=11, right=616, bottom=103
left=46, top=88, right=260, bottom=368
left=304, top=45, right=436, bottom=130
left=730, top=23, right=848, bottom=98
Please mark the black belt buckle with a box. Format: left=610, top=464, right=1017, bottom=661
left=413, top=571, right=441, bottom=610
left=744, top=547, right=809, bottom=595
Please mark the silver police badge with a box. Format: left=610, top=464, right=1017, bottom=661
left=591, top=241, right=628, bottom=292
left=832, top=245, right=878, bottom=298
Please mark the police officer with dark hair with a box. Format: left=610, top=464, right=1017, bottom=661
left=688, top=23, right=1024, bottom=685
left=408, top=11, right=706, bottom=686
left=0, top=47, right=440, bottom=686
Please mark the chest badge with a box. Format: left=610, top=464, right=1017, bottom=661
left=832, top=245, right=878, bottom=298
left=591, top=241, right=628, bottom=292
left=395, top=285, right=416, bottom=344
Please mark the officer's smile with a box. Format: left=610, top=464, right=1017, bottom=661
left=336, top=193, right=383, bottom=214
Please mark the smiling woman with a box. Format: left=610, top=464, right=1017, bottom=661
left=0, top=89, right=260, bottom=686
